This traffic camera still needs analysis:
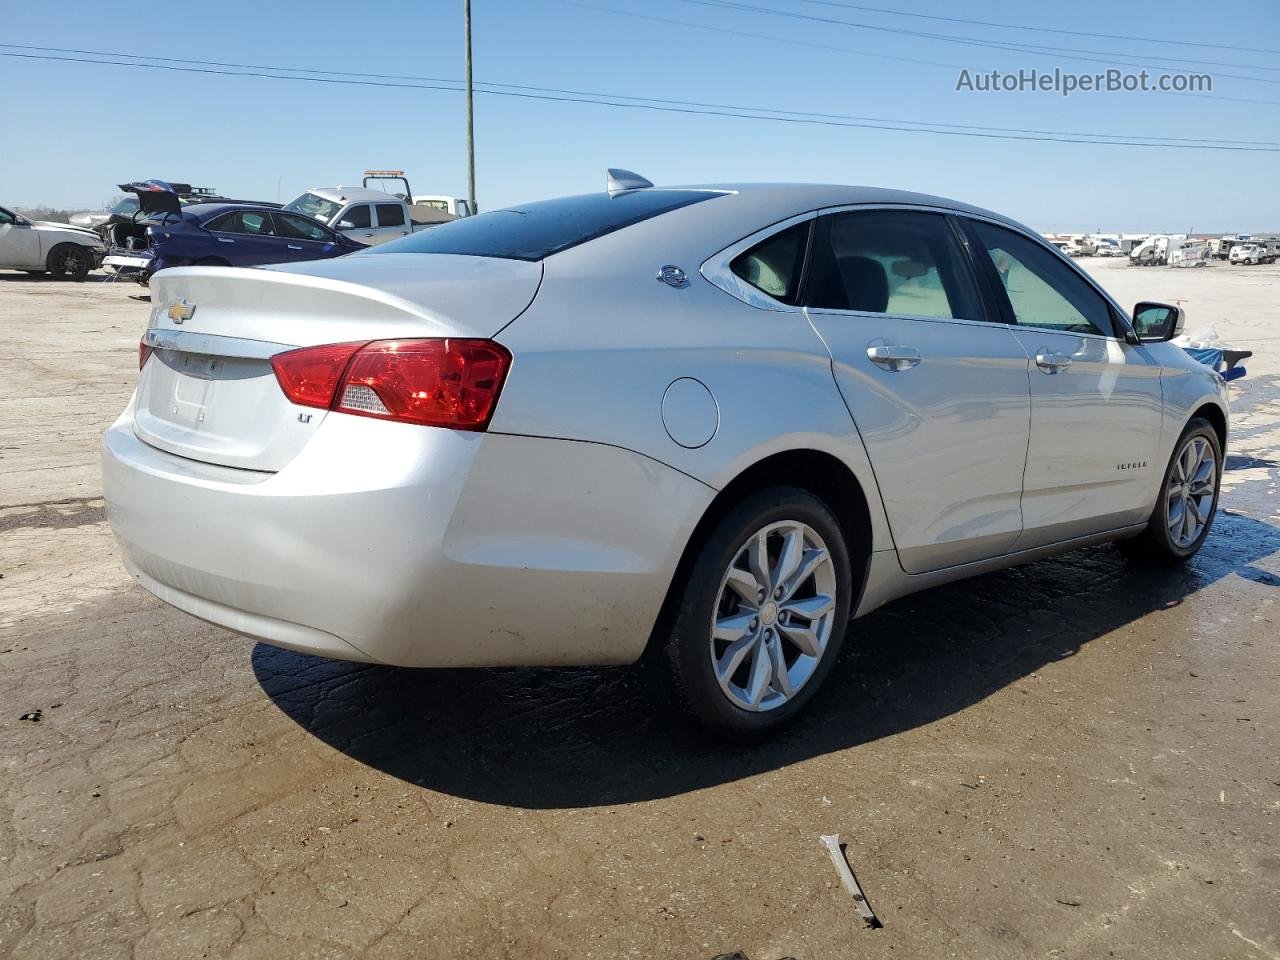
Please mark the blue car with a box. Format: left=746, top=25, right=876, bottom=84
left=103, top=182, right=361, bottom=283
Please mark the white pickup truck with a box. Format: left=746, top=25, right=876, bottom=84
left=0, top=205, right=105, bottom=280
left=281, top=171, right=471, bottom=247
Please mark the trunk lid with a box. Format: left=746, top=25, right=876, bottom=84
left=135, top=254, right=541, bottom=471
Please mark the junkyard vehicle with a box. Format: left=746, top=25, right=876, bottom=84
left=1229, top=243, right=1269, bottom=265
left=282, top=187, right=453, bottom=246
left=359, top=168, right=474, bottom=218
left=0, top=204, right=105, bottom=280
left=103, top=175, right=1228, bottom=737
left=102, top=201, right=362, bottom=283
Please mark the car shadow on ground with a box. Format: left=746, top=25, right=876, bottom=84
left=253, top=510, right=1280, bottom=809
left=0, top=272, right=117, bottom=284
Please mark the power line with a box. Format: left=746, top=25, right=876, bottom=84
left=666, top=0, right=1280, bottom=84
left=553, top=0, right=1280, bottom=110
left=790, top=0, right=1280, bottom=57
left=4, top=50, right=1279, bottom=152
left=4, top=42, right=1276, bottom=146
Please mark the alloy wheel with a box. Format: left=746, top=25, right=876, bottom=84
left=1167, top=435, right=1216, bottom=548
left=709, top=520, right=837, bottom=712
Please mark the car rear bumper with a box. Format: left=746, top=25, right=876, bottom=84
left=102, top=403, right=713, bottom=667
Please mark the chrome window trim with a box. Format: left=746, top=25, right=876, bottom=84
left=813, top=202, right=1135, bottom=341
left=700, top=211, right=817, bottom=313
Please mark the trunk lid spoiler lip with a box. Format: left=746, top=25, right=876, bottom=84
left=149, top=256, right=545, bottom=342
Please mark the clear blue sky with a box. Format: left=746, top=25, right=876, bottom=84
left=2, top=0, right=1277, bottom=232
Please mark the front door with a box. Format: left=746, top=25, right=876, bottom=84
left=963, top=219, right=1165, bottom=548
left=803, top=209, right=1032, bottom=574
left=273, top=212, right=343, bottom=263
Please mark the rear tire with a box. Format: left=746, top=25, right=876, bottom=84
left=650, top=487, right=853, bottom=739
left=46, top=244, right=90, bottom=281
left=194, top=257, right=230, bottom=267
left=1116, top=417, right=1221, bottom=565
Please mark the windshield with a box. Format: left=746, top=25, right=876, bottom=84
left=283, top=193, right=343, bottom=224
left=110, top=196, right=140, bottom=217
left=366, top=190, right=722, bottom=261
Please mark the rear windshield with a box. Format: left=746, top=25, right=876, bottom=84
left=365, top=190, right=721, bottom=261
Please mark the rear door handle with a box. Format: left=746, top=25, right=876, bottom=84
left=866, top=345, right=922, bottom=371
left=287, top=244, right=303, bottom=251
left=217, top=237, right=235, bottom=244
left=1035, top=352, right=1072, bottom=373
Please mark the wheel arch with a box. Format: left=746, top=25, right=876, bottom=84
left=1190, top=401, right=1227, bottom=453
left=644, top=448, right=875, bottom=662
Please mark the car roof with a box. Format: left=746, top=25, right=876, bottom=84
left=182, top=202, right=279, bottom=218
left=670, top=182, right=1027, bottom=229
left=305, top=186, right=401, bottom=204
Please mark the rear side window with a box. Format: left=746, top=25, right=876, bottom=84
left=375, top=203, right=406, bottom=227
left=342, top=205, right=372, bottom=229
left=206, top=210, right=275, bottom=236
left=730, top=222, right=810, bottom=304
left=367, top=189, right=721, bottom=261
left=805, top=210, right=983, bottom=321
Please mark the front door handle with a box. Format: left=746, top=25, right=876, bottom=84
left=217, top=237, right=235, bottom=244
left=866, top=345, right=922, bottom=371
left=1035, top=352, right=1072, bottom=373
left=287, top=244, right=303, bottom=251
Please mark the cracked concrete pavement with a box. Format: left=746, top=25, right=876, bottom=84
left=1, top=260, right=1278, bottom=959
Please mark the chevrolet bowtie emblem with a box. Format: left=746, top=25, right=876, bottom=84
left=167, top=298, right=195, bottom=324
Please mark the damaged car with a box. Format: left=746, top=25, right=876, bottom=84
left=103, top=182, right=355, bottom=282
left=0, top=204, right=105, bottom=280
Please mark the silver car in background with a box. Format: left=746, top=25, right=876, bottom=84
left=103, top=174, right=1227, bottom=737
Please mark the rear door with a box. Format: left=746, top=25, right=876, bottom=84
left=372, top=202, right=411, bottom=244
left=962, top=218, right=1165, bottom=548
left=205, top=209, right=289, bottom=265
left=272, top=212, right=344, bottom=262
left=803, top=208, right=1032, bottom=573
left=0, top=207, right=42, bottom=268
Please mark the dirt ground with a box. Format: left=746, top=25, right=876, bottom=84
left=1, top=259, right=1278, bottom=960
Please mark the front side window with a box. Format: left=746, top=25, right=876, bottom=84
left=805, top=210, right=983, bottom=321
left=342, top=205, right=372, bottom=229
left=0, top=207, right=14, bottom=225
left=729, top=221, right=809, bottom=304
left=375, top=203, right=406, bottom=227
left=969, top=221, right=1115, bottom=336
left=274, top=213, right=330, bottom=241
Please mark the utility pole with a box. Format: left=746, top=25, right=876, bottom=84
left=464, top=0, right=476, bottom=213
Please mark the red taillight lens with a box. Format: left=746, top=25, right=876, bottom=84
left=269, top=338, right=511, bottom=430
left=335, top=339, right=511, bottom=430
left=270, top=341, right=367, bottom=409
left=139, top=339, right=154, bottom=370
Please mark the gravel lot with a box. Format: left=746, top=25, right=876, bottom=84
left=2, top=259, right=1278, bottom=960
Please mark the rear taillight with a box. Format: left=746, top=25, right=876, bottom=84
left=270, top=341, right=368, bottom=409
left=270, top=339, right=511, bottom=431
left=139, top=339, right=154, bottom=369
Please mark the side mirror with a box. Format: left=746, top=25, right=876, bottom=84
left=337, top=220, right=355, bottom=230
left=1132, top=301, right=1185, bottom=343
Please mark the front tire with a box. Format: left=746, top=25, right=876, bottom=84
left=46, top=244, right=91, bottom=281
left=1117, top=418, right=1221, bottom=564
left=652, top=487, right=853, bottom=739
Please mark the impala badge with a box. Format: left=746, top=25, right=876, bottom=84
left=167, top=298, right=195, bottom=324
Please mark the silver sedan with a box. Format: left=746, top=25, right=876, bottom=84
left=102, top=174, right=1227, bottom=737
